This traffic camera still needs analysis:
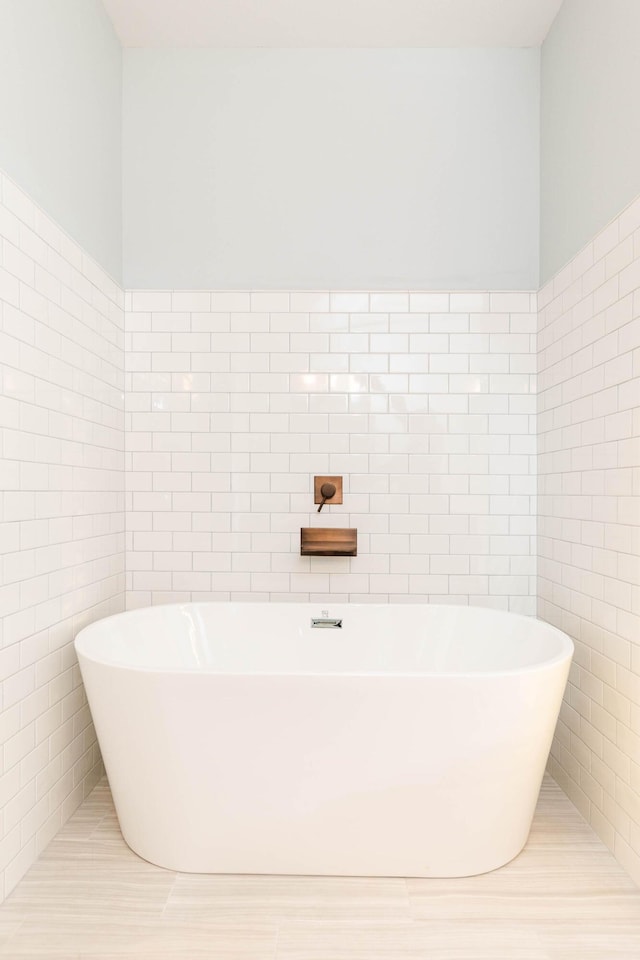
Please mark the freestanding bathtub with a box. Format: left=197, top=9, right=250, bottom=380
left=75, top=602, right=572, bottom=878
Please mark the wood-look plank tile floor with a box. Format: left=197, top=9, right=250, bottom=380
left=1, top=775, right=639, bottom=958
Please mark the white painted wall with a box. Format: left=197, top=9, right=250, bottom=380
left=123, top=49, right=540, bottom=290
left=540, top=0, right=640, bottom=284
left=0, top=0, right=122, bottom=282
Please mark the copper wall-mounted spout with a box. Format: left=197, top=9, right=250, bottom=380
left=301, top=527, right=357, bottom=557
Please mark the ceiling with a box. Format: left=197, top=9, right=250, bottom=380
left=101, top=0, right=564, bottom=49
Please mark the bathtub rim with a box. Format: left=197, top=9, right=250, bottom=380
left=74, top=601, right=574, bottom=679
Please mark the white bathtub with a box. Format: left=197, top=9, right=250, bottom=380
left=75, top=602, right=572, bottom=878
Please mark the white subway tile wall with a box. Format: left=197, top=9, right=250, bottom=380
left=124, top=290, right=537, bottom=611
left=539, top=194, right=640, bottom=884
left=0, top=173, right=125, bottom=900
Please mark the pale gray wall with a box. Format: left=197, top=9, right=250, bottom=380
left=123, top=49, right=539, bottom=290
left=541, top=0, right=640, bottom=284
left=0, top=0, right=122, bottom=281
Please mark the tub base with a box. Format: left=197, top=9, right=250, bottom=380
left=90, top=670, right=564, bottom=878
